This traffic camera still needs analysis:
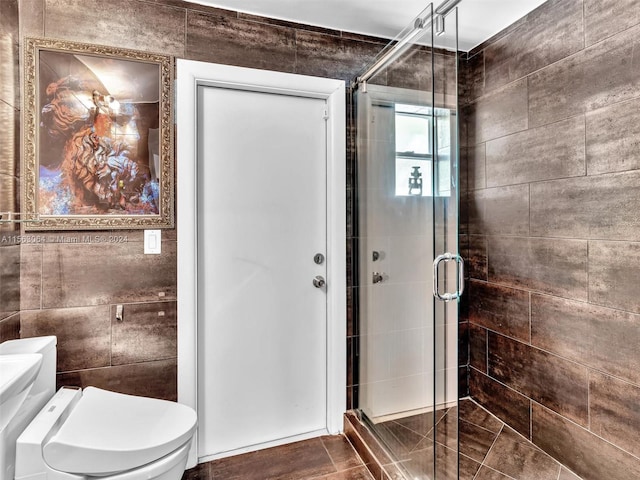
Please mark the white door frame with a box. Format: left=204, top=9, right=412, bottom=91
left=176, top=59, right=346, bottom=468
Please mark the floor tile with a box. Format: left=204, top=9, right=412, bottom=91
left=207, top=437, right=337, bottom=480
left=474, top=466, right=513, bottom=479
left=318, top=466, right=375, bottom=480
left=458, top=400, right=503, bottom=433
left=321, top=435, right=364, bottom=471
left=184, top=401, right=586, bottom=480
left=483, top=426, right=561, bottom=480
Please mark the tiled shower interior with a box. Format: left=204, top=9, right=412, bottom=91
left=2, top=0, right=640, bottom=479
left=458, top=0, right=640, bottom=478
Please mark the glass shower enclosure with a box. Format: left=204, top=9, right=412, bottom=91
left=353, top=4, right=461, bottom=479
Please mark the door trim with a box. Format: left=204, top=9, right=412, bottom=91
left=176, top=59, right=346, bottom=468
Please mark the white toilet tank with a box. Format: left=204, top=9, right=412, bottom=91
left=0, top=336, right=57, bottom=480
left=0, top=336, right=57, bottom=411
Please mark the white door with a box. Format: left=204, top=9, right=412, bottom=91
left=197, top=84, right=329, bottom=459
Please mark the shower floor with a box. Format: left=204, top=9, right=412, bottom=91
left=364, top=398, right=583, bottom=480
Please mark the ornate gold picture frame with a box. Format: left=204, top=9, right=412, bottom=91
left=23, top=38, right=174, bottom=230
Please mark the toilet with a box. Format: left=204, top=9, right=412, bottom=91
left=0, top=336, right=197, bottom=480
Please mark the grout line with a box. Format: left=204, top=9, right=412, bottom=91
left=527, top=183, right=531, bottom=240
left=526, top=75, right=530, bottom=130
left=586, top=239, right=590, bottom=304
left=581, top=0, right=586, bottom=49
left=582, top=113, right=587, bottom=177
left=471, top=424, right=503, bottom=480
left=528, top=291, right=532, bottom=345
left=587, top=369, right=591, bottom=431
left=484, top=327, right=489, bottom=374
left=318, top=437, right=340, bottom=474
left=529, top=399, right=533, bottom=442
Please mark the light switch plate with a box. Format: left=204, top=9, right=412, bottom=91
left=144, top=230, right=161, bottom=254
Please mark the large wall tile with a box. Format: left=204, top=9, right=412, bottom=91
left=0, top=0, right=18, bottom=36
left=469, top=367, right=530, bottom=438
left=463, top=0, right=640, bottom=472
left=467, top=144, right=486, bottom=191
left=529, top=23, right=640, bottom=127
left=530, top=171, right=640, bottom=240
left=0, top=243, right=20, bottom=315
left=459, top=191, right=469, bottom=235
left=41, top=241, right=177, bottom=308
left=385, top=46, right=432, bottom=91
left=468, top=280, right=529, bottom=342
left=468, top=185, right=529, bottom=236
left=18, top=0, right=44, bottom=37
left=485, top=116, right=585, bottom=187
left=531, top=294, right=640, bottom=385
left=586, top=96, right=640, bottom=175
left=295, top=30, right=380, bottom=83
left=484, top=0, right=583, bottom=92
left=458, top=321, right=469, bottom=366
left=0, top=175, right=17, bottom=223
left=0, top=313, right=19, bottom=341
left=468, top=235, right=487, bottom=281
left=186, top=10, right=296, bottom=72
left=488, top=237, right=588, bottom=300
left=20, top=305, right=111, bottom=372
left=460, top=143, right=487, bottom=191
left=0, top=103, right=19, bottom=176
left=468, top=322, right=487, bottom=374
left=532, top=403, right=640, bottom=480
left=111, top=301, right=177, bottom=365
left=19, top=244, right=42, bottom=311
left=434, top=52, right=459, bottom=108
left=488, top=333, right=589, bottom=425
left=465, top=78, right=528, bottom=145
left=590, top=371, right=640, bottom=458
left=0, top=31, right=19, bottom=107
left=589, top=241, right=640, bottom=313
left=57, top=358, right=177, bottom=401
left=584, top=0, right=640, bottom=46
left=459, top=51, right=485, bottom=105
left=45, top=0, right=186, bottom=56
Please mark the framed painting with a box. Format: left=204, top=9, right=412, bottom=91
left=23, top=37, right=174, bottom=230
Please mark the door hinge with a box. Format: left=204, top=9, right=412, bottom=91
left=323, top=108, right=329, bottom=120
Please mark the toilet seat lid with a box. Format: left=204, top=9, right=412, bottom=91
left=43, top=387, right=197, bottom=476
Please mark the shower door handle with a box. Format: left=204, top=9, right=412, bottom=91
left=433, top=253, right=464, bottom=302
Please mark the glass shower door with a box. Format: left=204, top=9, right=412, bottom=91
left=355, top=5, right=461, bottom=479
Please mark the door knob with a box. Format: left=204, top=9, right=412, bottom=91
left=313, top=276, right=326, bottom=288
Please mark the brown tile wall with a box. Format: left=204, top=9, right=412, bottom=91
left=460, top=0, right=640, bottom=478
left=0, top=0, right=21, bottom=339
left=6, top=0, right=394, bottom=403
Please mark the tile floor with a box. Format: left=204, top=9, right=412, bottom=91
left=181, top=399, right=583, bottom=480
left=181, top=435, right=374, bottom=480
